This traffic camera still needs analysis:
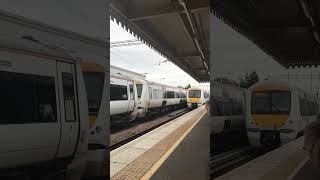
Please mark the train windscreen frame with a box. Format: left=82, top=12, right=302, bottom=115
left=251, top=91, right=291, bottom=114
left=136, top=84, right=143, bottom=98
left=188, top=90, right=201, bottom=98
left=83, top=72, right=104, bottom=113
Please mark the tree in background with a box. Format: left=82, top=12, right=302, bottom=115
left=185, top=84, right=191, bottom=89
left=214, top=77, right=239, bottom=87
left=240, top=70, right=259, bottom=88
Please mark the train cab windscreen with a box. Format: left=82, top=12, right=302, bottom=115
left=189, top=90, right=201, bottom=98
left=83, top=72, right=104, bottom=113
left=136, top=84, right=143, bottom=98
left=251, top=91, right=291, bottom=114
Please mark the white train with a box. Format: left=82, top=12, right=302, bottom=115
left=110, top=77, right=187, bottom=122
left=0, top=11, right=108, bottom=179
left=246, top=80, right=319, bottom=147
left=210, top=83, right=246, bottom=135
left=135, top=80, right=187, bottom=118
left=0, top=43, right=91, bottom=177
left=187, top=87, right=210, bottom=109
left=110, top=75, right=138, bottom=122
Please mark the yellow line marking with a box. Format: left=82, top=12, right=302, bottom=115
left=140, top=109, right=207, bottom=180
left=286, top=156, right=309, bottom=180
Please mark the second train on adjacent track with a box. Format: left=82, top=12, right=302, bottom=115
left=110, top=76, right=187, bottom=122
left=246, top=80, right=319, bottom=147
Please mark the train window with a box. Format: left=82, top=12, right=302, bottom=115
left=37, top=76, right=57, bottom=122
left=212, top=98, right=223, bottom=116
left=129, top=85, right=134, bottom=100
left=152, top=89, right=157, bottom=99
left=0, top=71, right=57, bottom=124
left=62, top=73, right=76, bottom=122
left=136, top=84, right=143, bottom=98
left=83, top=72, right=104, bottom=113
left=310, top=102, right=314, bottom=115
left=153, top=89, right=163, bottom=99
left=224, top=102, right=232, bottom=116
left=299, top=98, right=308, bottom=116
left=110, top=84, right=128, bottom=101
left=159, top=90, right=164, bottom=99
left=166, top=91, right=175, bottom=99
left=149, top=87, right=152, bottom=99
left=189, top=90, right=201, bottom=98
left=252, top=91, right=291, bottom=114
left=231, top=99, right=242, bottom=115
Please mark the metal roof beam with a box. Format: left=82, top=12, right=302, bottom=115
left=178, top=0, right=209, bottom=75
left=129, top=5, right=209, bottom=21
left=298, top=0, right=320, bottom=46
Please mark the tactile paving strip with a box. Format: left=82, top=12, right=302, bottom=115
left=111, top=108, right=206, bottom=180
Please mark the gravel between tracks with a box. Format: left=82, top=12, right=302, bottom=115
left=110, top=113, right=177, bottom=147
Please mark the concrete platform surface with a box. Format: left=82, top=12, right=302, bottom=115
left=217, top=137, right=309, bottom=180
left=110, top=106, right=207, bottom=179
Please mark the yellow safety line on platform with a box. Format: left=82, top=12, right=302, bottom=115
left=141, top=109, right=207, bottom=179
left=286, top=156, right=309, bottom=180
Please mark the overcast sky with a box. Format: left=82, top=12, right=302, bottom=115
left=110, top=20, right=209, bottom=89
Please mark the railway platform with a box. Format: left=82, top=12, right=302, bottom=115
left=110, top=106, right=210, bottom=180
left=216, top=137, right=313, bottom=180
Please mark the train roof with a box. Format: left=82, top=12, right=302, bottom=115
left=145, top=80, right=186, bottom=91
left=248, top=80, right=308, bottom=95
left=110, top=65, right=146, bottom=80
left=0, top=8, right=106, bottom=64
left=111, top=74, right=135, bottom=82
left=187, top=87, right=209, bottom=92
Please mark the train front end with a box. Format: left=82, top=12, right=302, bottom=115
left=187, top=88, right=202, bottom=109
left=247, top=82, right=294, bottom=147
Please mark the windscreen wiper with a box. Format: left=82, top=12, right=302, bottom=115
left=271, top=103, right=282, bottom=114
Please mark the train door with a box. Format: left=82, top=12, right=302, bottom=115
left=110, top=78, right=130, bottom=116
left=128, top=82, right=135, bottom=112
left=0, top=52, right=60, bottom=168
left=56, top=62, right=79, bottom=158
left=148, top=86, right=152, bottom=108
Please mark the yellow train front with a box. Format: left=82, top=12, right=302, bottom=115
left=187, top=87, right=209, bottom=109
left=246, top=80, right=319, bottom=147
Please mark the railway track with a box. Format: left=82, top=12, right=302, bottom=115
left=210, top=146, right=261, bottom=179
left=109, top=108, right=190, bottom=151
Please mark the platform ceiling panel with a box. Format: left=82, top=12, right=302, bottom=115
left=212, top=0, right=320, bottom=67
left=110, top=0, right=210, bottom=82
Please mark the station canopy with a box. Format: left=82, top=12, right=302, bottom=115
left=110, top=0, right=210, bottom=82
left=212, top=0, right=320, bottom=68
